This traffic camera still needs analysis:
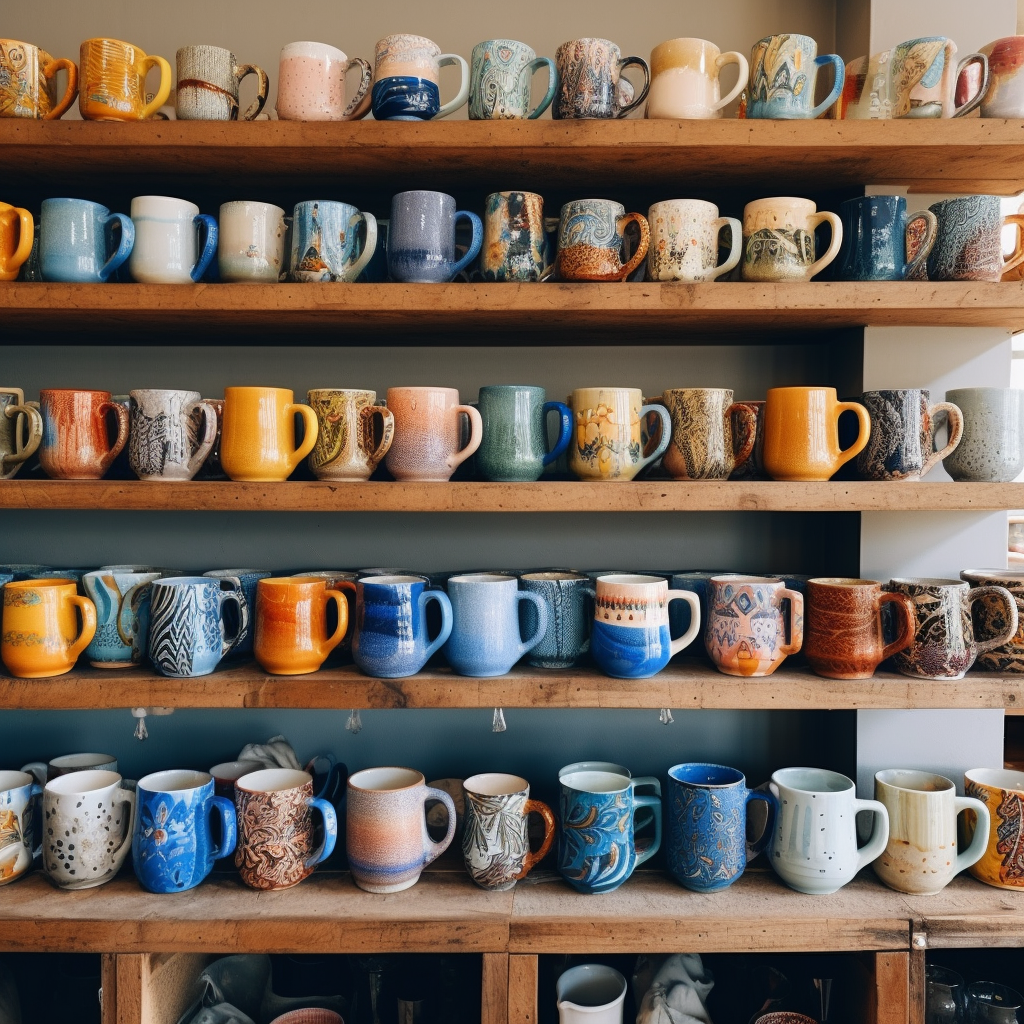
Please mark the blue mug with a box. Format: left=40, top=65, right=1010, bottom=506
left=371, top=34, right=470, bottom=121
left=747, top=34, right=844, bottom=119
left=838, top=196, right=938, bottom=281
left=39, top=197, right=134, bottom=283
left=83, top=569, right=162, bottom=669
left=444, top=573, right=547, bottom=677
left=351, top=574, right=453, bottom=678
left=203, top=569, right=273, bottom=656
left=520, top=571, right=595, bottom=669
left=558, top=769, right=661, bottom=894
left=476, top=385, right=572, bottom=482
left=667, top=763, right=776, bottom=893
left=289, top=200, right=377, bottom=283
left=133, top=769, right=237, bottom=893
left=387, top=190, right=482, bottom=283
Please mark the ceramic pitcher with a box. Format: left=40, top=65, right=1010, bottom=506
left=556, top=965, right=628, bottom=1024
left=569, top=387, right=669, bottom=481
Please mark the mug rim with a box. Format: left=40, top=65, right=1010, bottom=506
left=765, top=385, right=835, bottom=395
left=651, top=36, right=721, bottom=54
left=81, top=36, right=146, bottom=50
left=151, top=576, right=217, bottom=588
left=307, top=388, right=376, bottom=398
left=263, top=575, right=326, bottom=590
left=946, top=386, right=1022, bottom=398
left=669, top=762, right=745, bottom=788
left=966, top=767, right=1024, bottom=792
left=50, top=752, right=116, bottom=769
left=361, top=574, right=426, bottom=586
left=131, top=195, right=201, bottom=215
left=204, top=568, right=272, bottom=578
left=875, top=768, right=955, bottom=793
left=209, top=759, right=264, bottom=780
left=661, top=386, right=733, bottom=397
left=219, top=200, right=286, bottom=215
left=40, top=198, right=111, bottom=214
left=555, top=963, right=628, bottom=1003
left=0, top=770, right=34, bottom=792
left=484, top=192, right=544, bottom=204
left=560, top=769, right=630, bottom=794
left=772, top=766, right=854, bottom=794
left=473, top=38, right=535, bottom=53
left=596, top=573, right=665, bottom=587
left=4, top=578, right=76, bottom=593
left=961, top=568, right=1024, bottom=587
left=348, top=766, right=424, bottom=792
left=522, top=571, right=589, bottom=582
left=235, top=767, right=312, bottom=794
left=40, top=387, right=111, bottom=397
left=280, top=40, right=348, bottom=62
left=223, top=386, right=293, bottom=397
left=137, top=768, right=212, bottom=794
left=391, top=190, right=456, bottom=203
left=560, top=199, right=626, bottom=214
left=129, top=387, right=201, bottom=399
left=448, top=573, right=517, bottom=585
left=463, top=772, right=529, bottom=796
left=745, top=197, right=818, bottom=211
left=45, top=768, right=122, bottom=795
left=710, top=574, right=781, bottom=585
left=888, top=576, right=966, bottom=588
left=648, top=198, right=719, bottom=214
left=177, top=43, right=233, bottom=58
left=808, top=577, right=881, bottom=588
left=556, top=37, right=620, bottom=50
left=559, top=760, right=630, bottom=778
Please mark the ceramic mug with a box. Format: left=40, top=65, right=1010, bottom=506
left=42, top=769, right=135, bottom=890
left=38, top=388, right=127, bottom=480
left=218, top=201, right=287, bottom=283
left=346, top=766, right=456, bottom=893
left=254, top=576, right=349, bottom=676
left=647, top=37, right=747, bottom=119
left=0, top=40, right=76, bottom=119
left=0, top=388, right=42, bottom=480
left=277, top=40, right=372, bottom=121
left=838, top=196, right=937, bottom=281
left=289, top=200, right=376, bottom=283
left=556, top=200, right=649, bottom=282
left=965, top=768, right=1024, bottom=889
left=569, top=387, right=669, bottom=481
left=658, top=388, right=755, bottom=481
left=235, top=768, right=337, bottom=890
left=307, top=389, right=394, bottom=481
left=928, top=196, right=1024, bottom=282
left=22, top=753, right=117, bottom=786
left=384, top=386, right=482, bottom=482
left=220, top=386, right=319, bottom=482
left=741, top=198, right=843, bottom=282
left=128, top=389, right=217, bottom=481
left=82, top=569, right=162, bottom=669
left=520, top=571, right=595, bottom=669
left=461, top=772, right=555, bottom=891
left=133, top=769, right=236, bottom=893
left=769, top=767, right=888, bottom=895
left=556, top=966, right=628, bottom=1024
left=129, top=195, right=218, bottom=284
left=961, top=569, right=1024, bottom=673
left=0, top=204, right=33, bottom=281
left=747, top=34, right=844, bottom=119
left=371, top=34, right=469, bottom=120
left=857, top=389, right=963, bottom=481
left=0, top=771, right=41, bottom=885
left=874, top=769, right=989, bottom=895
left=209, top=760, right=263, bottom=799
left=1, top=578, right=96, bottom=679
left=943, top=387, right=1024, bottom=482
left=646, top=200, right=741, bottom=282
left=667, top=763, right=775, bottom=893
left=443, top=574, right=548, bottom=676
left=886, top=577, right=1017, bottom=680
left=202, top=569, right=273, bottom=656
left=481, top=191, right=551, bottom=283
left=469, top=39, right=557, bottom=119
left=78, top=37, right=171, bottom=120
left=39, top=198, right=133, bottom=283
left=476, top=385, right=572, bottom=482
left=558, top=769, right=662, bottom=894
left=147, top=576, right=247, bottom=678
left=553, top=38, right=649, bottom=119
left=979, top=36, right=1024, bottom=116
left=387, top=191, right=482, bottom=284
left=176, top=45, right=268, bottom=120
left=762, top=386, right=870, bottom=481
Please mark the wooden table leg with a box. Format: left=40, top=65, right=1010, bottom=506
left=509, top=954, right=539, bottom=1024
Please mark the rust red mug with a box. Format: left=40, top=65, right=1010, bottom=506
left=38, top=388, right=129, bottom=480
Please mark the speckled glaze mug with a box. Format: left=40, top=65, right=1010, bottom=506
left=387, top=191, right=481, bottom=284
left=569, top=387, right=669, bottom=481
left=175, top=45, right=268, bottom=120
left=276, top=41, right=372, bottom=121
left=307, top=389, right=394, bottom=481
left=943, top=387, right=1024, bottom=482
left=476, top=385, right=572, bottom=482
left=741, top=198, right=843, bottom=282
left=553, top=37, right=649, bottom=119
left=928, top=196, right=1024, bottom=282
left=646, top=200, right=741, bottom=282
left=39, top=198, right=133, bottom=284
left=0, top=388, right=42, bottom=480
left=556, top=200, right=649, bottom=282
left=384, top=386, right=482, bottom=482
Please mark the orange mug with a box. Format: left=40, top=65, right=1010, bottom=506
left=0, top=203, right=33, bottom=281
left=1, top=579, right=97, bottom=678
left=220, top=387, right=319, bottom=482
left=254, top=577, right=350, bottom=675
left=762, top=386, right=871, bottom=481
left=78, top=37, right=171, bottom=121
left=0, top=40, right=77, bottom=119
left=38, top=388, right=129, bottom=480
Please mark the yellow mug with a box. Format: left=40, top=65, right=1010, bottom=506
left=0, top=40, right=78, bottom=119
left=220, top=386, right=319, bottom=482
left=0, top=204, right=33, bottom=281
left=1, top=579, right=97, bottom=678
left=762, top=386, right=870, bottom=481
left=965, top=768, right=1024, bottom=890
left=78, top=37, right=171, bottom=121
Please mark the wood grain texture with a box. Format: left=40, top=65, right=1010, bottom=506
left=900, top=874, right=1024, bottom=947
left=508, top=955, right=539, bottom=1024
left=909, top=948, right=926, bottom=1024
left=142, top=953, right=215, bottom=1024
left=874, top=952, right=910, bottom=1024
left=482, top=953, right=510, bottom=1024
left=101, top=953, right=117, bottom=1024
left=115, top=955, right=143, bottom=1024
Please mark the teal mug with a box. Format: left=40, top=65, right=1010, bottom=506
left=476, top=385, right=572, bottom=482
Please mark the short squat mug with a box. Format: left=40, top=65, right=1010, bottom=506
left=218, top=201, right=287, bottom=284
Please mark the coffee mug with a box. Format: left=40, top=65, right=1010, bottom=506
left=658, top=388, right=755, bottom=480
left=83, top=569, right=162, bottom=669
left=0, top=203, right=33, bottom=281
left=769, top=767, right=888, bottom=895
left=0, top=771, right=41, bottom=885
left=39, top=198, right=134, bottom=283
left=147, top=576, right=248, bottom=677
left=235, top=768, right=337, bottom=890
left=569, top=387, right=669, bottom=481
left=961, top=569, right=1024, bottom=673
left=384, top=386, right=482, bottom=482
left=38, top=388, right=129, bottom=480
left=176, top=45, right=268, bottom=120
left=978, top=37, right=1024, bottom=116
left=254, top=576, right=349, bottom=676
left=874, top=769, right=989, bottom=895
left=944, top=387, right=1024, bottom=482
left=346, top=766, right=456, bottom=893
left=129, top=389, right=217, bottom=481
left=838, top=196, right=938, bottom=281
left=556, top=966, right=628, bottom=1023
left=220, top=386, right=319, bottom=482
left=741, top=198, right=843, bottom=282
left=928, top=196, right=1024, bottom=282
left=202, top=569, right=272, bottom=656
left=277, top=41, right=372, bottom=120
left=78, top=37, right=172, bottom=120
left=133, top=769, right=236, bottom=893
left=667, top=763, right=775, bottom=893
left=647, top=37, right=747, bottom=119
left=1, top=579, right=96, bottom=679
left=351, top=574, right=453, bottom=678
left=194, top=398, right=225, bottom=480
left=218, top=201, right=287, bottom=283
left=469, top=39, right=557, bottom=119
left=289, top=200, right=376, bottom=283
left=556, top=200, right=649, bottom=282
left=462, top=773, right=555, bottom=891
left=0, top=388, right=42, bottom=479
left=558, top=769, right=662, bottom=894
left=307, top=389, right=394, bottom=481
left=372, top=34, right=469, bottom=120
left=387, top=191, right=482, bottom=283
left=553, top=38, right=649, bottom=119
left=520, top=572, right=595, bottom=669
left=886, top=577, right=1018, bottom=680
left=747, top=34, right=844, bottom=119
left=762, top=387, right=870, bottom=481
left=481, top=192, right=551, bottom=282
left=42, top=769, right=135, bottom=890
left=0, top=40, right=77, bottom=119
left=444, top=574, right=547, bottom=676
left=476, top=385, right=571, bottom=482
left=209, top=760, right=263, bottom=799
left=22, top=754, right=117, bottom=787
left=965, top=768, right=1024, bottom=890
left=129, top=195, right=218, bottom=284
left=857, top=389, right=963, bottom=481
left=646, top=200, right=741, bottom=282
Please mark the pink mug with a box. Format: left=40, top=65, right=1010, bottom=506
left=384, top=386, right=482, bottom=482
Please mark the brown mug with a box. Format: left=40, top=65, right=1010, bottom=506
left=38, top=388, right=129, bottom=480
left=657, top=388, right=756, bottom=481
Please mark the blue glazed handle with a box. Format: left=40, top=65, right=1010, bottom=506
left=190, top=213, right=218, bottom=282
left=100, top=212, right=134, bottom=281
left=808, top=54, right=845, bottom=119
left=515, top=590, right=549, bottom=659
left=636, top=403, right=671, bottom=472
left=632, top=792, right=662, bottom=866
left=306, top=752, right=343, bottom=803
left=542, top=401, right=573, bottom=466
left=745, top=788, right=777, bottom=861
left=421, top=589, right=453, bottom=661
left=304, top=796, right=338, bottom=868
left=525, top=56, right=558, bottom=119
left=449, top=211, right=483, bottom=279
left=208, top=794, right=237, bottom=861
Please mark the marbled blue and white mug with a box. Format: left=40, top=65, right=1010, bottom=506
left=289, top=200, right=377, bottom=283
left=388, top=191, right=482, bottom=283
left=469, top=39, right=557, bottom=119
left=372, top=34, right=469, bottom=120
left=39, top=197, right=134, bottom=283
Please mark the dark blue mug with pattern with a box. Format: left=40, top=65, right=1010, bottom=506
left=838, top=195, right=937, bottom=282
left=667, top=762, right=776, bottom=893
left=520, top=571, right=595, bottom=668
left=558, top=768, right=661, bottom=894
left=133, top=769, right=237, bottom=893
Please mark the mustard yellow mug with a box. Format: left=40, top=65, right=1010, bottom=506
left=0, top=204, right=33, bottom=282
left=220, top=386, right=319, bottom=482
left=78, top=37, right=171, bottom=121
left=1, top=579, right=97, bottom=678
left=966, top=767, right=1024, bottom=890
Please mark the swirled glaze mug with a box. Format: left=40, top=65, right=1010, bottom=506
left=277, top=41, right=372, bottom=121
left=658, top=388, right=755, bottom=480
left=747, top=34, right=844, bottom=119
left=469, top=39, right=557, bottom=119
left=372, top=34, right=469, bottom=120
left=556, top=199, right=649, bottom=282
left=83, top=569, right=162, bottom=669
left=741, top=198, right=843, bottom=282
left=569, top=387, right=669, bottom=481
left=553, top=38, right=649, bottom=119
left=175, top=45, right=268, bottom=120
left=307, top=389, right=394, bottom=481
left=0, top=388, right=42, bottom=480
left=78, top=37, right=171, bottom=121
left=647, top=38, right=748, bottom=119
left=0, top=40, right=77, bottom=119
left=647, top=200, right=741, bottom=282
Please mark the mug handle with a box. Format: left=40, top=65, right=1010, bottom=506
left=419, top=589, right=453, bottom=661
left=834, top=401, right=872, bottom=470
left=305, top=752, right=344, bottom=803
left=184, top=400, right=218, bottom=477
left=667, top=591, right=700, bottom=657
left=41, top=57, right=78, bottom=120
left=778, top=588, right=804, bottom=657
left=2, top=208, right=33, bottom=277
left=208, top=794, right=237, bottom=861
left=615, top=56, right=651, bottom=117
left=359, top=404, right=395, bottom=470
left=435, top=54, right=470, bottom=119
left=21, top=764, right=46, bottom=787
left=542, top=401, right=573, bottom=466
left=709, top=216, right=743, bottom=280
left=952, top=53, right=989, bottom=117
left=922, top=401, right=964, bottom=477
left=449, top=211, right=483, bottom=279
left=725, top=402, right=756, bottom=469
left=517, top=799, right=556, bottom=877
left=342, top=57, right=374, bottom=120
left=523, top=56, right=558, bottom=119
left=66, top=595, right=98, bottom=662
left=615, top=212, right=650, bottom=280
left=446, top=404, right=483, bottom=472
left=286, top=404, right=320, bottom=474
left=806, top=211, right=843, bottom=279
left=954, top=796, right=991, bottom=874
left=217, top=584, right=249, bottom=659
left=631, top=776, right=662, bottom=798
left=879, top=593, right=917, bottom=661
left=713, top=52, right=748, bottom=111
left=116, top=578, right=155, bottom=648
left=968, top=586, right=1020, bottom=654
left=190, top=214, right=218, bottom=282
left=852, top=798, right=889, bottom=873
left=1000, top=213, right=1024, bottom=278
left=342, top=212, right=378, bottom=282
left=322, top=588, right=350, bottom=658
left=745, top=788, right=777, bottom=860
left=137, top=54, right=173, bottom=120
left=26, top=781, right=43, bottom=859
left=97, top=399, right=130, bottom=473
left=632, top=793, right=662, bottom=866
left=108, top=787, right=137, bottom=870
left=234, top=63, right=269, bottom=120
left=515, top=591, right=549, bottom=660
left=422, top=786, right=457, bottom=864
left=303, top=796, right=338, bottom=868
left=99, top=212, right=135, bottom=281
left=903, top=210, right=938, bottom=279
left=808, top=54, right=845, bottom=119
left=636, top=402, right=670, bottom=472
left=0, top=401, right=42, bottom=478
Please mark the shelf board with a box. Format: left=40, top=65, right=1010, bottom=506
left=898, top=875, right=1024, bottom=949
left=3, top=282, right=1024, bottom=341
left=1, top=661, right=1020, bottom=711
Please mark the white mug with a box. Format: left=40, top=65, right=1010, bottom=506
left=0, top=770, right=41, bottom=886
left=647, top=37, right=748, bottom=119
left=769, top=767, right=889, bottom=894
left=647, top=199, right=742, bottom=282
left=218, top=201, right=287, bottom=283
left=128, top=195, right=218, bottom=284
left=556, top=964, right=627, bottom=1024
left=276, top=41, right=373, bottom=121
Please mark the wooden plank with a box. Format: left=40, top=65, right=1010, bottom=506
left=115, top=955, right=144, bottom=1024
left=508, top=955, right=539, bottom=1024
left=101, top=953, right=117, bottom=1024
left=482, top=953, right=510, bottom=1024
left=142, top=953, right=217, bottom=1024
left=909, top=948, right=926, bottom=1024
left=901, top=874, right=1024, bottom=947
left=874, top=952, right=910, bottom=1024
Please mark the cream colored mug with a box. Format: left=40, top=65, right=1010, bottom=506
left=741, top=197, right=843, bottom=282
left=646, top=37, right=748, bottom=119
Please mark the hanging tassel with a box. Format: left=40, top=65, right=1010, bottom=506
left=346, top=709, right=363, bottom=734
left=491, top=707, right=507, bottom=732
left=659, top=708, right=675, bottom=724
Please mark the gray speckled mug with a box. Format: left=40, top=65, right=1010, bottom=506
left=943, top=387, right=1024, bottom=482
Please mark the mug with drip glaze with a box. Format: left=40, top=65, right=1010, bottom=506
left=469, top=39, right=557, bottom=119
left=371, top=34, right=469, bottom=120
left=175, top=45, right=268, bottom=120
left=276, top=41, right=372, bottom=121
left=647, top=37, right=747, bottom=119
left=553, top=37, right=649, bottom=119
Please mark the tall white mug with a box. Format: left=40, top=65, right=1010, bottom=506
left=129, top=195, right=218, bottom=284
